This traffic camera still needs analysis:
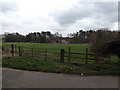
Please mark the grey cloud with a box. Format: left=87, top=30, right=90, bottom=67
left=93, top=2, right=118, bottom=22
left=52, top=2, right=118, bottom=27
left=53, top=3, right=94, bottom=25
left=0, top=2, right=18, bottom=13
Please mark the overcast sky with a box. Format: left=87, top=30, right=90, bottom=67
left=0, top=0, right=119, bottom=36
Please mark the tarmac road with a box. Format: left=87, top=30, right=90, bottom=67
left=2, top=68, right=119, bottom=88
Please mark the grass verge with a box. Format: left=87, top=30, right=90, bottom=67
left=2, top=56, right=120, bottom=75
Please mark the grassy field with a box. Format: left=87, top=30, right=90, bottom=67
left=2, top=42, right=91, bottom=63
left=2, top=42, right=89, bottom=52
left=2, top=42, right=120, bottom=75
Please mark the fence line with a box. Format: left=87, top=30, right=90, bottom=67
left=2, top=44, right=104, bottom=64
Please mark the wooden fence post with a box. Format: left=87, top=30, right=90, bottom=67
left=15, top=44, right=17, bottom=56
left=68, top=47, right=71, bottom=62
left=19, top=46, right=21, bottom=56
left=31, top=48, right=33, bottom=57
left=21, top=47, right=22, bottom=56
left=45, top=49, right=47, bottom=61
left=85, top=48, right=88, bottom=64
left=60, top=49, right=64, bottom=63
left=11, top=44, right=14, bottom=56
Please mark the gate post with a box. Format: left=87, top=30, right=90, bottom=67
left=60, top=49, right=65, bottom=63
left=68, top=47, right=71, bottom=62
left=11, top=44, right=14, bottom=56
left=19, top=46, right=21, bottom=56
left=15, top=44, right=17, bottom=56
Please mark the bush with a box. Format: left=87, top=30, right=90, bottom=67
left=90, top=30, right=119, bottom=60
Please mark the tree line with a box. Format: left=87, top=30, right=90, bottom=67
left=3, top=31, right=62, bottom=43
left=3, top=29, right=120, bottom=44
left=67, top=29, right=119, bottom=44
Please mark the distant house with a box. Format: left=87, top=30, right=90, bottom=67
left=51, top=37, right=74, bottom=44
left=61, top=37, right=74, bottom=43
left=52, top=37, right=73, bottom=43
left=61, top=39, right=70, bottom=43
left=51, top=37, right=61, bottom=43
left=61, top=39, right=68, bottom=43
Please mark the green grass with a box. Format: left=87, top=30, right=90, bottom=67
left=2, top=42, right=90, bottom=63
left=2, top=42, right=89, bottom=52
left=2, top=56, right=119, bottom=75
left=2, top=42, right=120, bottom=75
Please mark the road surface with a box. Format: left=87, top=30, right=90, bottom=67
left=2, top=68, right=119, bottom=88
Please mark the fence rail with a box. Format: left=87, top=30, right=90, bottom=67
left=2, top=44, right=104, bottom=64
